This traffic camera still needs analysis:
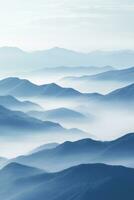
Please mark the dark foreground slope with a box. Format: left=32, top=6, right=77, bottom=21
left=1, top=163, right=134, bottom=200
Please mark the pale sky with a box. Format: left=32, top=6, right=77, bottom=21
left=0, top=0, right=134, bottom=51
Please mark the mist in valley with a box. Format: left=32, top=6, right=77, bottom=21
left=0, top=82, right=133, bottom=158
left=0, top=0, right=134, bottom=198
left=58, top=79, right=130, bottom=94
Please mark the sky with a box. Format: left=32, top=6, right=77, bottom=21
left=0, top=0, right=134, bottom=52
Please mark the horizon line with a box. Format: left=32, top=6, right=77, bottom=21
left=0, top=46, right=134, bottom=54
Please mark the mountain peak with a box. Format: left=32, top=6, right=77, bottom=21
left=48, top=47, right=75, bottom=53
left=0, top=46, right=25, bottom=54
left=1, top=162, right=43, bottom=177
left=41, top=83, right=63, bottom=91
left=2, top=162, right=26, bottom=170
left=1, top=77, right=21, bottom=82
left=43, top=83, right=62, bottom=88
left=0, top=77, right=38, bottom=87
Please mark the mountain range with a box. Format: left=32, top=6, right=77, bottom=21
left=0, top=47, right=134, bottom=74
left=29, top=143, right=59, bottom=154
left=0, top=95, right=42, bottom=112
left=0, top=46, right=133, bottom=200
left=28, top=107, right=89, bottom=124
left=0, top=77, right=102, bottom=100
left=0, top=162, right=134, bottom=200
left=0, top=105, right=88, bottom=139
left=12, top=133, right=134, bottom=171
left=26, top=65, right=114, bottom=82
left=0, top=77, right=133, bottom=109
left=0, top=105, right=62, bottom=135
left=61, top=66, right=134, bottom=83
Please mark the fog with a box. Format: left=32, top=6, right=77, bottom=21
left=0, top=130, right=89, bottom=158
left=0, top=70, right=133, bottom=158
left=58, top=79, right=130, bottom=94
left=0, top=93, right=132, bottom=159
left=20, top=94, right=134, bottom=140
left=0, top=113, right=133, bottom=158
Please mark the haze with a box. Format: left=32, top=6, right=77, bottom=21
left=0, top=0, right=134, bottom=51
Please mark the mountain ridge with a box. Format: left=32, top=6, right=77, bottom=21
left=1, top=163, right=134, bottom=200
left=12, top=132, right=134, bottom=171
left=0, top=47, right=134, bottom=73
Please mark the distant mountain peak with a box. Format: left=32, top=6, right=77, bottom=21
left=1, top=162, right=44, bottom=177
left=42, top=82, right=62, bottom=89
left=1, top=77, right=20, bottom=82
left=0, top=46, right=25, bottom=54
left=46, top=47, right=78, bottom=53
left=0, top=77, right=38, bottom=88
left=3, top=162, right=26, bottom=170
